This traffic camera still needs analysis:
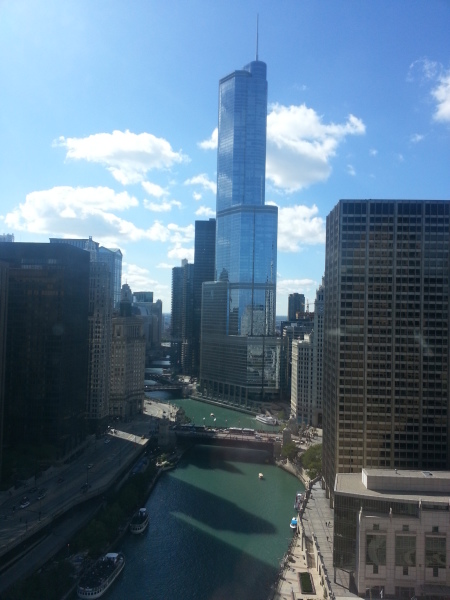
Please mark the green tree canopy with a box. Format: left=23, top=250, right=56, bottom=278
left=300, top=444, right=322, bottom=479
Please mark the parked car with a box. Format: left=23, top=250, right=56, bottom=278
left=37, top=489, right=46, bottom=500
left=20, top=497, right=30, bottom=509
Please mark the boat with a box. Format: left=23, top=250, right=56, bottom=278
left=129, top=507, right=149, bottom=534
left=290, top=517, right=298, bottom=530
left=259, top=472, right=264, bottom=479
left=77, top=552, right=125, bottom=599
left=294, top=492, right=304, bottom=511
left=255, top=414, right=278, bottom=426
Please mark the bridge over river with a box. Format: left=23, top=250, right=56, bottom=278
left=175, top=428, right=276, bottom=456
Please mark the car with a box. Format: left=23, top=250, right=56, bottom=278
left=80, top=483, right=91, bottom=493
left=29, top=486, right=37, bottom=493
left=87, top=463, right=93, bottom=469
left=37, top=490, right=46, bottom=500
left=104, top=438, right=111, bottom=444
left=20, top=498, right=30, bottom=509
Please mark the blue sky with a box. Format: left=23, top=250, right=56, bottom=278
left=1, top=1, right=449, bottom=315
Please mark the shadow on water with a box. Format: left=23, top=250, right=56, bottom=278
left=109, top=478, right=281, bottom=600
left=106, top=443, right=301, bottom=600
left=167, top=475, right=276, bottom=535
left=176, top=444, right=270, bottom=475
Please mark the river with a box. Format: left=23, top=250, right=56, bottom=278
left=106, top=396, right=303, bottom=600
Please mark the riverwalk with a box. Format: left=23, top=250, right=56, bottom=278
left=274, top=479, right=358, bottom=600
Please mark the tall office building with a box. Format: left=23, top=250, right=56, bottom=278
left=288, top=293, right=305, bottom=321
left=109, top=284, right=146, bottom=419
left=171, top=260, right=194, bottom=374
left=322, top=200, right=450, bottom=500
left=50, top=237, right=115, bottom=432
left=200, top=53, right=280, bottom=405
left=290, top=283, right=324, bottom=427
left=0, top=243, right=90, bottom=465
left=133, top=291, right=164, bottom=361
left=50, top=237, right=122, bottom=309
left=192, top=219, right=216, bottom=376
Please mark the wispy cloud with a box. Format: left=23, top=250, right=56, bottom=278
left=184, top=173, right=217, bottom=194
left=56, top=130, right=188, bottom=185
left=410, top=133, right=424, bottom=143
left=141, top=181, right=169, bottom=197
left=195, top=206, right=215, bottom=217
left=369, top=148, right=378, bottom=156
left=431, top=71, right=450, bottom=123
left=408, top=59, right=450, bottom=124
left=347, top=164, right=356, bottom=176
left=143, top=199, right=182, bottom=212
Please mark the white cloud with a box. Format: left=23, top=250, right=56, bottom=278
left=56, top=130, right=188, bottom=185
left=347, top=164, right=356, bottom=176
left=143, top=199, right=182, bottom=212
left=156, top=262, right=175, bottom=269
left=193, top=192, right=202, bottom=201
left=167, top=244, right=194, bottom=262
left=184, top=173, right=217, bottom=194
left=168, top=223, right=195, bottom=244
left=266, top=104, right=365, bottom=192
left=195, top=206, right=215, bottom=217
left=277, top=277, right=318, bottom=299
left=198, top=128, right=218, bottom=150
left=396, top=153, right=405, bottom=162
left=432, top=71, right=450, bottom=122
left=2, top=185, right=188, bottom=246
left=275, top=203, right=326, bottom=252
left=369, top=148, right=378, bottom=156
left=141, top=181, right=169, bottom=197
left=410, top=133, right=424, bottom=143
left=199, top=105, right=365, bottom=192
left=408, top=60, right=450, bottom=124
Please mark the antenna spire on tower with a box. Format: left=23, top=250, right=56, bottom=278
left=256, top=14, right=259, bottom=61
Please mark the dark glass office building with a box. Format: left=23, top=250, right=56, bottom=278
left=0, top=243, right=90, bottom=466
left=200, top=56, right=280, bottom=405
left=192, top=219, right=216, bottom=376
left=322, top=200, right=450, bottom=500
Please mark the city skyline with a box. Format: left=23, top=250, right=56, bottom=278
left=1, top=1, right=449, bottom=313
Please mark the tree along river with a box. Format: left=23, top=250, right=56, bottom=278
left=106, top=396, right=304, bottom=600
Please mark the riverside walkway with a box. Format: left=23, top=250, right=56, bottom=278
left=274, top=479, right=358, bottom=600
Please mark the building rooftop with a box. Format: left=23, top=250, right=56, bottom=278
left=335, top=468, right=450, bottom=504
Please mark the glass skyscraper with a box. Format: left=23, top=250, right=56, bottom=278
left=200, top=56, right=280, bottom=406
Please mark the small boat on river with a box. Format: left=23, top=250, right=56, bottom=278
left=294, top=492, right=304, bottom=511
left=130, top=508, right=149, bottom=534
left=259, top=472, right=264, bottom=479
left=255, top=414, right=278, bottom=426
left=290, top=517, right=298, bottom=530
left=77, top=552, right=125, bottom=599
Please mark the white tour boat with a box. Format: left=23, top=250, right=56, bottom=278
left=77, top=552, right=125, bottom=599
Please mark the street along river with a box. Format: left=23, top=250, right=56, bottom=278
left=107, top=400, right=303, bottom=599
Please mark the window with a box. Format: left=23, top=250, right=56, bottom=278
left=432, top=526, right=439, bottom=533
left=366, top=534, right=387, bottom=566
left=373, top=523, right=380, bottom=531
left=425, top=536, right=446, bottom=568
left=433, top=566, right=439, bottom=577
left=402, top=524, right=409, bottom=532
left=373, top=564, right=379, bottom=574
left=403, top=566, right=408, bottom=576
left=395, top=536, right=416, bottom=567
